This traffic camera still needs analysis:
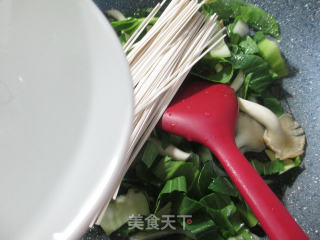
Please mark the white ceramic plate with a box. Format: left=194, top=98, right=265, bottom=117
left=0, top=0, right=132, bottom=239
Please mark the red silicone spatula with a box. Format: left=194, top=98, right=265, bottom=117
left=160, top=81, right=308, bottom=240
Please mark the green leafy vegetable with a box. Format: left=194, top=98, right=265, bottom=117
left=236, top=4, right=279, bottom=38
left=200, top=193, right=234, bottom=211
left=158, top=176, right=187, bottom=197
left=135, top=162, right=162, bottom=187
left=265, top=149, right=302, bottom=174
left=177, top=195, right=221, bottom=240
left=152, top=156, right=196, bottom=184
left=236, top=202, right=258, bottom=228
left=250, top=158, right=285, bottom=175
left=253, top=31, right=265, bottom=43
left=198, top=161, right=217, bottom=196
left=155, top=176, right=187, bottom=212
left=141, top=140, right=160, bottom=168
left=282, top=157, right=302, bottom=173
left=242, top=73, right=251, bottom=98
left=192, top=63, right=234, bottom=83
left=263, top=96, right=284, bottom=117
left=111, top=17, right=157, bottom=44
left=226, top=24, right=242, bottom=44
left=208, top=176, right=239, bottom=197
left=192, top=57, right=234, bottom=84
left=182, top=215, right=220, bottom=240
left=198, top=145, right=213, bottom=163
left=202, top=0, right=246, bottom=21
left=232, top=54, right=274, bottom=94
left=239, top=36, right=259, bottom=55
left=111, top=18, right=144, bottom=35
left=202, top=0, right=280, bottom=38
left=200, top=193, right=245, bottom=237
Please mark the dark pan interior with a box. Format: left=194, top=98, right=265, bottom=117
left=91, top=0, right=320, bottom=239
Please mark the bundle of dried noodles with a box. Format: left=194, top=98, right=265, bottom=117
left=95, top=0, right=224, bottom=225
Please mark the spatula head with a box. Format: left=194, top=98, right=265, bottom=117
left=160, top=81, right=238, bottom=145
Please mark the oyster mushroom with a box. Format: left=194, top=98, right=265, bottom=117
left=238, top=97, right=306, bottom=160
left=235, top=112, right=265, bottom=153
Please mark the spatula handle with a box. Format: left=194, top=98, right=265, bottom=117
left=207, top=140, right=308, bottom=240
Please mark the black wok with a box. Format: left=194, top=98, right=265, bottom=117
left=87, top=0, right=320, bottom=239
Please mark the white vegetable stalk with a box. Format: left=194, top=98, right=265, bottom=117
left=151, top=138, right=191, bottom=161
left=232, top=19, right=249, bottom=37
left=230, top=70, right=244, bottom=92
left=94, top=0, right=226, bottom=225
left=215, top=63, right=223, bottom=73
left=106, top=9, right=126, bottom=21
left=210, top=39, right=231, bottom=58
left=164, top=145, right=191, bottom=160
